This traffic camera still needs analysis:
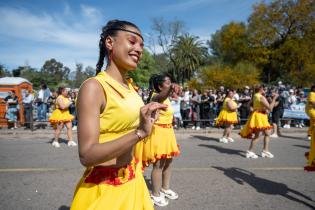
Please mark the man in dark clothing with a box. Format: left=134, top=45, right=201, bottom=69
left=271, top=89, right=285, bottom=137
left=239, top=86, right=251, bottom=125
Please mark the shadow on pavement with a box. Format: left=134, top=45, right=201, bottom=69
left=192, top=135, right=219, bottom=142
left=280, top=134, right=309, bottom=141
left=199, top=144, right=244, bottom=157
left=58, top=205, right=70, bottom=210
left=213, top=167, right=315, bottom=210
left=46, top=138, right=70, bottom=145
left=293, top=144, right=310, bottom=149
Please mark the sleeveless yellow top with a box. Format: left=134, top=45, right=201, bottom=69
left=93, top=71, right=144, bottom=143
left=253, top=93, right=264, bottom=110
left=152, top=94, right=174, bottom=124
left=56, top=95, right=70, bottom=109
left=306, top=92, right=315, bottom=114
left=223, top=98, right=237, bottom=111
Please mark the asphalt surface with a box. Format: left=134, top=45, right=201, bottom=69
left=0, top=127, right=314, bottom=210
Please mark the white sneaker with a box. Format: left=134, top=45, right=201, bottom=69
left=227, top=137, right=234, bottom=142
left=270, top=133, right=279, bottom=138
left=151, top=193, right=168, bottom=207
left=261, top=150, right=274, bottom=158
left=67, top=141, right=77, bottom=147
left=72, top=126, right=77, bottom=131
left=161, top=188, right=179, bottom=200
left=52, top=141, right=60, bottom=148
left=246, top=151, right=258, bottom=159
left=219, top=137, right=228, bottom=143
left=192, top=126, right=196, bottom=130
left=196, top=126, right=200, bottom=130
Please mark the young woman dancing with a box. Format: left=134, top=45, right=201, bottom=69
left=215, top=89, right=238, bottom=143
left=240, top=85, right=278, bottom=159
left=49, top=86, right=76, bottom=148
left=70, top=20, right=166, bottom=210
left=142, top=74, right=180, bottom=207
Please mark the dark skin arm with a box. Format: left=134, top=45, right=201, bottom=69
left=77, top=79, right=167, bottom=167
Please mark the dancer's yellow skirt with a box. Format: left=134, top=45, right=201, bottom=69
left=49, top=109, right=74, bottom=124
left=239, top=111, right=272, bottom=139
left=142, top=124, right=180, bottom=167
left=70, top=158, right=154, bottom=210
left=215, top=110, right=238, bottom=126
left=305, top=120, right=315, bottom=172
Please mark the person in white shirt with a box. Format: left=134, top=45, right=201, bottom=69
left=22, top=90, right=34, bottom=129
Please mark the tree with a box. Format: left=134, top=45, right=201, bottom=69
left=191, top=62, right=261, bottom=90
left=208, top=22, right=249, bottom=65
left=151, top=18, right=186, bottom=79
left=247, top=0, right=315, bottom=82
left=41, top=59, right=70, bottom=86
left=19, top=66, right=43, bottom=89
left=170, top=34, right=208, bottom=83
left=0, top=64, right=11, bottom=77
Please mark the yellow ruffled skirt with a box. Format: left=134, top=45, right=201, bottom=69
left=215, top=110, right=238, bottom=126
left=142, top=124, right=180, bottom=167
left=305, top=118, right=315, bottom=171
left=70, top=158, right=154, bottom=210
left=239, top=111, right=272, bottom=139
left=306, top=110, right=315, bottom=136
left=49, top=109, right=74, bottom=124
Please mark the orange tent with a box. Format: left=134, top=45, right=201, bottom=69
left=0, top=77, right=33, bottom=127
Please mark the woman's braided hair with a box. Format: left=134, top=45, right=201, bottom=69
left=96, top=20, right=141, bottom=75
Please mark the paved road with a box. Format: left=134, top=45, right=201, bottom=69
left=0, top=128, right=314, bottom=210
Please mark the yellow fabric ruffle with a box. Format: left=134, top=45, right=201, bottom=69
left=70, top=159, right=153, bottom=210
left=49, top=109, right=74, bottom=124
left=142, top=124, right=180, bottom=167
left=239, top=111, right=272, bottom=139
left=305, top=127, right=315, bottom=171
left=215, top=110, right=238, bottom=126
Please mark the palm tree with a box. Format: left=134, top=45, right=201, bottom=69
left=170, top=34, right=208, bottom=84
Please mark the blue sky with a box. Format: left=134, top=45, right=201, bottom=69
left=0, top=0, right=272, bottom=71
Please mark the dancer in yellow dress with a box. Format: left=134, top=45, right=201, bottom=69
left=142, top=74, right=180, bottom=207
left=70, top=20, right=166, bottom=210
left=49, top=86, right=76, bottom=148
left=215, top=89, right=238, bottom=143
left=240, top=85, right=278, bottom=159
left=305, top=85, right=315, bottom=171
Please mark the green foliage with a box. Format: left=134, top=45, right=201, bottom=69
left=247, top=0, right=315, bottom=82
left=209, top=22, right=249, bottom=65
left=41, top=58, right=70, bottom=86
left=170, top=34, right=208, bottom=83
left=207, top=0, right=315, bottom=84
left=190, top=62, right=261, bottom=90
left=0, top=64, right=11, bottom=77
left=286, top=63, right=315, bottom=87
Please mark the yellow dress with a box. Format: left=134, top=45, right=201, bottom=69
left=70, top=71, right=153, bottom=210
left=215, top=98, right=238, bottom=126
left=239, top=93, right=272, bottom=139
left=48, top=95, right=74, bottom=124
left=305, top=91, right=315, bottom=171
left=142, top=96, right=180, bottom=167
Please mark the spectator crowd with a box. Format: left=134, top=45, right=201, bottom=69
left=4, top=81, right=310, bottom=132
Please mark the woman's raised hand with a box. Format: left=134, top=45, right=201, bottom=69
left=138, top=102, right=168, bottom=138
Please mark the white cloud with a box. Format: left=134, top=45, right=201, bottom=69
left=0, top=5, right=104, bottom=70
left=160, top=0, right=214, bottom=12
